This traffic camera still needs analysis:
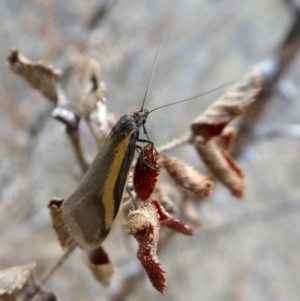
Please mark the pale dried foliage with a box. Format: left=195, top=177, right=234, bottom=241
left=48, top=198, right=73, bottom=248
left=161, top=155, right=214, bottom=197
left=7, top=49, right=62, bottom=106
left=83, top=247, right=115, bottom=286
left=0, top=263, right=57, bottom=301
left=194, top=137, right=244, bottom=198
left=191, top=69, right=262, bottom=139
left=189, top=69, right=262, bottom=199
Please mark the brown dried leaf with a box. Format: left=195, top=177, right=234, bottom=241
left=194, top=136, right=244, bottom=198
left=214, top=127, right=237, bottom=152
left=161, top=155, right=214, bottom=197
left=80, top=58, right=106, bottom=115
left=7, top=49, right=62, bottom=106
left=0, top=263, right=58, bottom=301
left=0, top=263, right=35, bottom=296
left=191, top=69, right=262, bottom=139
left=79, top=58, right=110, bottom=141
left=83, top=246, right=115, bottom=286
left=48, top=198, right=73, bottom=248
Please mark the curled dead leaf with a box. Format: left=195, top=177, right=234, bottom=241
left=7, top=49, right=62, bottom=106
left=194, top=136, right=244, bottom=198
left=191, top=69, right=262, bottom=139
left=83, top=246, right=115, bottom=286
left=161, top=155, right=214, bottom=198
left=214, top=127, right=237, bottom=152
left=0, top=263, right=58, bottom=301
left=48, top=198, right=73, bottom=248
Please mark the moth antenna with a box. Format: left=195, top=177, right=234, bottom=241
left=141, top=29, right=165, bottom=110
left=148, top=81, right=233, bottom=115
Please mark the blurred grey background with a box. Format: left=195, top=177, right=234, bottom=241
left=1, top=0, right=300, bottom=300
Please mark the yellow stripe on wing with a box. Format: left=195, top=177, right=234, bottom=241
left=102, top=131, right=135, bottom=229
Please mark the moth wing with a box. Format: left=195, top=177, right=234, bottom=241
left=61, top=129, right=137, bottom=249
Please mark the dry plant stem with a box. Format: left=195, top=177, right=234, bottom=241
left=233, top=4, right=300, bottom=156
left=52, top=108, right=90, bottom=172
left=86, top=0, right=118, bottom=30
left=67, top=131, right=90, bottom=172
left=40, top=241, right=77, bottom=285
left=156, top=133, right=191, bottom=153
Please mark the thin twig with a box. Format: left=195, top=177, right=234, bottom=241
left=40, top=241, right=77, bottom=285
left=52, top=107, right=90, bottom=172
left=156, top=133, right=191, bottom=153
left=86, top=0, right=118, bottom=30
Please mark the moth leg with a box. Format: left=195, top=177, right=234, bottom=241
left=126, top=186, right=137, bottom=209
left=135, top=143, right=160, bottom=171
left=142, top=124, right=158, bottom=154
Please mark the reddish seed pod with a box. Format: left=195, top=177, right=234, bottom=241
left=134, top=143, right=161, bottom=201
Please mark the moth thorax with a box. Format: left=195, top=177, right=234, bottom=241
left=132, top=108, right=149, bottom=126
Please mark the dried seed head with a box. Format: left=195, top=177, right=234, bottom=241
left=129, top=202, right=167, bottom=293
left=134, top=143, right=161, bottom=201
left=161, top=155, right=214, bottom=197
left=191, top=69, right=262, bottom=139
left=194, top=136, right=244, bottom=198
left=152, top=200, right=195, bottom=235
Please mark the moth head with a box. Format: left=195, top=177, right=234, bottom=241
left=133, top=108, right=149, bottom=126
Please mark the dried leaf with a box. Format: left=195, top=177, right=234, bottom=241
left=214, top=127, right=237, bottom=152
left=191, top=69, right=262, bottom=139
left=80, top=58, right=107, bottom=117
left=134, top=143, right=161, bottom=201
left=0, top=263, right=35, bottom=296
left=161, top=155, right=214, bottom=197
left=0, top=263, right=58, bottom=301
left=129, top=202, right=167, bottom=293
left=48, top=198, right=73, bottom=248
left=7, top=49, right=62, bottom=106
left=194, top=136, right=244, bottom=198
left=83, top=246, right=115, bottom=286
left=79, top=57, right=110, bottom=142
